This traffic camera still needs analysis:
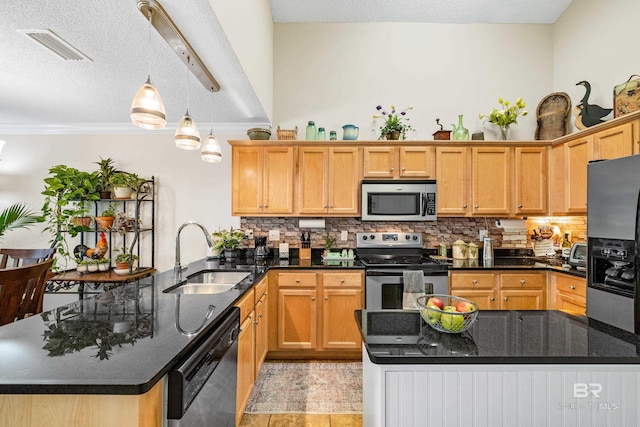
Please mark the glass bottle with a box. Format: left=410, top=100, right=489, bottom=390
left=305, top=121, right=316, bottom=140
left=317, top=127, right=326, bottom=140
left=561, top=233, right=572, bottom=259
left=329, top=130, right=337, bottom=140
left=439, top=239, right=447, bottom=257
left=451, top=114, right=469, bottom=140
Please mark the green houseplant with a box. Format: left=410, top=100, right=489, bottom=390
left=41, top=165, right=100, bottom=269
left=212, top=227, right=245, bottom=260
left=110, top=172, right=140, bottom=199
left=94, top=157, right=117, bottom=199
left=95, top=202, right=116, bottom=231
left=0, top=202, right=41, bottom=241
left=115, top=248, right=139, bottom=270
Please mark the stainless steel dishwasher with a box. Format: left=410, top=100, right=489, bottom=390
left=167, top=307, right=240, bottom=427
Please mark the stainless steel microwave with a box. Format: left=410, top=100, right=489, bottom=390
left=361, top=180, right=437, bottom=221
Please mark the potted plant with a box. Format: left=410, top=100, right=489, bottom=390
left=113, top=210, right=140, bottom=233
left=373, top=104, right=414, bottom=140
left=0, top=202, right=41, bottom=241
left=87, top=260, right=99, bottom=273
left=97, top=258, right=111, bottom=271
left=111, top=172, right=140, bottom=199
left=41, top=165, right=100, bottom=269
left=323, top=234, right=337, bottom=258
left=95, top=202, right=116, bottom=231
left=115, top=248, right=139, bottom=270
left=212, top=227, right=245, bottom=260
left=94, top=157, right=117, bottom=199
left=76, top=259, right=89, bottom=274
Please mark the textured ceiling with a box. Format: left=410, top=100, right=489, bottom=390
left=0, top=0, right=574, bottom=133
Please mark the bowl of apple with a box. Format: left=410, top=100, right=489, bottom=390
left=417, top=294, right=479, bottom=334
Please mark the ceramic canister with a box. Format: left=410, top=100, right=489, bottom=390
left=452, top=239, right=468, bottom=259
left=468, top=242, right=478, bottom=260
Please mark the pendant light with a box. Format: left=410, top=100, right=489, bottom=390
left=201, top=91, right=222, bottom=162
left=175, top=56, right=201, bottom=150
left=130, top=8, right=166, bottom=130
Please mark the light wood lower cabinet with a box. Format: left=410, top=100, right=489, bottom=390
left=235, top=276, right=268, bottom=425
left=549, top=272, right=586, bottom=316
left=0, top=380, right=163, bottom=427
left=270, top=270, right=363, bottom=356
left=450, top=271, right=546, bottom=310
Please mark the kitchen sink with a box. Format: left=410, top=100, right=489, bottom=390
left=165, top=271, right=251, bottom=294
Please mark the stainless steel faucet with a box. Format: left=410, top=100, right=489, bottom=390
left=174, top=221, right=215, bottom=280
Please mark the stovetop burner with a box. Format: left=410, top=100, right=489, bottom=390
left=356, top=232, right=450, bottom=272
left=358, top=256, right=434, bottom=266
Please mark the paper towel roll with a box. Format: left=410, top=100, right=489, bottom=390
left=495, top=219, right=527, bottom=231
left=299, top=218, right=325, bottom=229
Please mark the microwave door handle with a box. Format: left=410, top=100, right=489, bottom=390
left=421, top=192, right=427, bottom=216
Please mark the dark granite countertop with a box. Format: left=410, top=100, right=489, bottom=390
left=356, top=310, right=640, bottom=364
left=0, top=254, right=363, bottom=396
left=448, top=257, right=587, bottom=278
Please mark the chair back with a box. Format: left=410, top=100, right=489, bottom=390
left=0, top=258, right=54, bottom=326
left=0, top=248, right=56, bottom=269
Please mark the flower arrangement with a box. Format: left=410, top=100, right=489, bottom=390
left=373, top=105, right=413, bottom=140
left=479, top=98, right=528, bottom=140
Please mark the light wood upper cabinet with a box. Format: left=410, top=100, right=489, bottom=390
left=232, top=146, right=295, bottom=215
left=363, top=146, right=434, bottom=178
left=592, top=122, right=634, bottom=160
left=514, top=146, right=548, bottom=215
left=298, top=147, right=360, bottom=215
left=472, top=147, right=511, bottom=216
left=435, top=146, right=469, bottom=215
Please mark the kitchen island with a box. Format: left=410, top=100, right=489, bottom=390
left=356, top=309, right=640, bottom=427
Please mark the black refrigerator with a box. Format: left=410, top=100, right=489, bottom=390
left=587, top=154, right=640, bottom=334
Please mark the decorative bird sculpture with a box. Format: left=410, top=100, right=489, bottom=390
left=574, top=81, right=612, bottom=129
left=92, top=232, right=109, bottom=259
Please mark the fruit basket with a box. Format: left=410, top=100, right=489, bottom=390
left=416, top=294, right=479, bottom=334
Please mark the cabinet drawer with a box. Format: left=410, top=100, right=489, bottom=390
left=555, top=276, right=586, bottom=297
left=500, top=272, right=545, bottom=289
left=235, top=288, right=255, bottom=321
left=450, top=273, right=495, bottom=289
left=278, top=272, right=317, bottom=287
left=254, top=277, right=268, bottom=303
left=323, top=272, right=362, bottom=288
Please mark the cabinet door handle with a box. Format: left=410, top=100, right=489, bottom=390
left=329, top=205, right=333, bottom=208
left=520, top=280, right=526, bottom=284
left=340, top=279, right=345, bottom=283
left=472, top=280, right=478, bottom=284
left=390, top=167, right=394, bottom=172
left=295, top=279, right=300, bottom=283
left=475, top=204, right=479, bottom=209
left=490, top=297, right=495, bottom=301
left=401, top=167, right=406, bottom=171
left=324, top=205, right=329, bottom=209
left=258, top=205, right=263, bottom=208
left=569, top=285, right=576, bottom=290
left=311, top=297, right=316, bottom=301
left=463, top=204, right=468, bottom=208
left=264, top=205, right=268, bottom=208
left=518, top=204, right=523, bottom=209
left=253, top=319, right=259, bottom=325
left=325, top=296, right=329, bottom=300
left=503, top=297, right=508, bottom=302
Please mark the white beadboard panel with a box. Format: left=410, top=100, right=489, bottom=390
left=366, top=361, right=640, bottom=427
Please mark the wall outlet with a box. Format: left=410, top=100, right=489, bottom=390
left=268, top=230, right=280, bottom=241
left=479, top=229, right=488, bottom=240
left=341, top=230, right=348, bottom=241
left=244, top=229, right=253, bottom=240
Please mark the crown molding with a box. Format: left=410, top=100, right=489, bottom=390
left=0, top=122, right=272, bottom=135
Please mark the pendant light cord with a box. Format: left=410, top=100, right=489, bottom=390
left=146, top=8, right=153, bottom=78
left=186, top=55, right=191, bottom=113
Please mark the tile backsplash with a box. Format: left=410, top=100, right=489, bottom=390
left=240, top=216, right=587, bottom=250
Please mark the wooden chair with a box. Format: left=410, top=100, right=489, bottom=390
left=0, top=248, right=55, bottom=269
left=0, top=258, right=54, bottom=326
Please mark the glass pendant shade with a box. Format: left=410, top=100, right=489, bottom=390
left=175, top=110, right=201, bottom=150
left=130, top=76, right=166, bottom=130
left=201, top=131, right=222, bottom=162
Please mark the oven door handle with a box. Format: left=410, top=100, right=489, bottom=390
left=421, top=192, right=427, bottom=216
left=365, top=269, right=448, bottom=276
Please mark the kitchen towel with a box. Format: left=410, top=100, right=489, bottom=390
left=402, top=270, right=425, bottom=309
left=495, top=219, right=527, bottom=231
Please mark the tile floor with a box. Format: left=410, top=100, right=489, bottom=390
left=239, top=413, right=363, bottom=427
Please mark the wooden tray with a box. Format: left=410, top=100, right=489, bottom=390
left=535, top=92, right=571, bottom=140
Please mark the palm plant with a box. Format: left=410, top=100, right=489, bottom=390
left=0, top=202, right=41, bottom=241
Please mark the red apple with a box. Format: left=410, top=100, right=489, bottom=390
left=455, top=301, right=476, bottom=313
left=427, top=297, right=444, bottom=310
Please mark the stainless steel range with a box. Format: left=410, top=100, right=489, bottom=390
left=357, top=232, right=449, bottom=309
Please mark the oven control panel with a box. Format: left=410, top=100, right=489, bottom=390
left=356, top=232, right=423, bottom=248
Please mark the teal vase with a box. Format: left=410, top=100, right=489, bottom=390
left=451, top=115, right=469, bottom=141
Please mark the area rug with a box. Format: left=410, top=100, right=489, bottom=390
left=244, top=362, right=363, bottom=414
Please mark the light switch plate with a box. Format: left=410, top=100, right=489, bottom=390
left=479, top=229, right=488, bottom=240
left=341, top=231, right=348, bottom=241
left=269, top=230, right=280, bottom=241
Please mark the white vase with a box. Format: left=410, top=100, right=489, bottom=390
left=113, top=187, right=134, bottom=199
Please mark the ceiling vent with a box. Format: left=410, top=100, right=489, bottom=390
left=17, top=29, right=92, bottom=61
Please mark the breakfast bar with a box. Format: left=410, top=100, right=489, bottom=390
left=356, top=309, right=640, bottom=427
